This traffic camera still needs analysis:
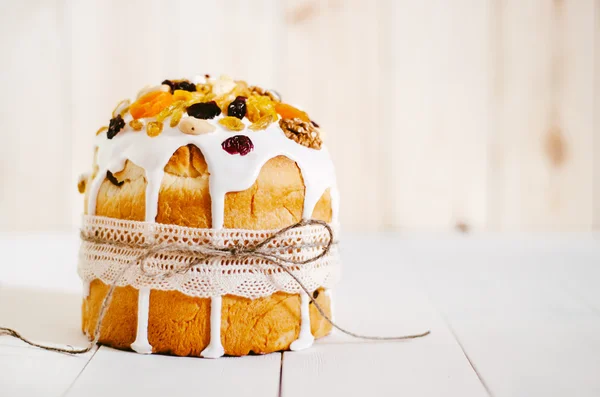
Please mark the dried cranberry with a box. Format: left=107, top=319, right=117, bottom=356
left=107, top=115, right=125, bottom=139
left=161, top=79, right=197, bottom=92
left=106, top=171, right=123, bottom=187
left=227, top=96, right=247, bottom=119
left=222, top=135, right=254, bottom=156
left=187, top=101, right=221, bottom=119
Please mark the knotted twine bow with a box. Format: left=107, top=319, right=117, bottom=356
left=0, top=219, right=429, bottom=355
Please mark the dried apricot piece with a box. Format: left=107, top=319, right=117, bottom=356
left=275, top=103, right=310, bottom=122
left=130, top=91, right=174, bottom=119
left=218, top=116, right=245, bottom=131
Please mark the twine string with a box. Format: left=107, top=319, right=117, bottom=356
left=0, top=219, right=429, bottom=355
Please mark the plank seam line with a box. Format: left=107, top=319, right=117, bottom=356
left=439, top=312, right=494, bottom=397
left=278, top=352, right=284, bottom=397
left=60, top=344, right=101, bottom=397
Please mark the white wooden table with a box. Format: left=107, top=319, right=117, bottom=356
left=1, top=232, right=599, bottom=397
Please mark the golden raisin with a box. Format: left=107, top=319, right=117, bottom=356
left=246, top=95, right=276, bottom=123
left=218, top=116, right=245, bottom=131
left=249, top=114, right=277, bottom=131
left=169, top=108, right=183, bottom=127
left=146, top=121, right=163, bottom=137
left=129, top=119, right=143, bottom=131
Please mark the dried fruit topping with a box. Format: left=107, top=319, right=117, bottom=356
left=218, top=116, right=245, bottom=131
left=106, top=170, right=123, bottom=187
left=129, top=119, right=143, bottom=131
left=130, top=91, right=174, bottom=119
left=249, top=114, right=277, bottom=131
left=187, top=101, right=221, bottom=119
left=196, top=83, right=212, bottom=95
left=162, top=79, right=197, bottom=93
left=279, top=118, right=322, bottom=150
left=173, top=90, right=193, bottom=102
left=107, top=115, right=125, bottom=139
left=146, top=121, right=163, bottom=137
left=246, top=95, right=277, bottom=123
left=212, top=75, right=236, bottom=96
left=275, top=102, right=310, bottom=122
left=169, top=108, right=184, bottom=127
left=249, top=86, right=280, bottom=102
left=96, top=126, right=108, bottom=136
left=222, top=135, right=254, bottom=156
left=136, top=84, right=170, bottom=99
left=227, top=96, right=247, bottom=119
left=179, top=117, right=216, bottom=135
left=156, top=100, right=186, bottom=122
left=311, top=120, right=320, bottom=128
left=112, top=99, right=131, bottom=118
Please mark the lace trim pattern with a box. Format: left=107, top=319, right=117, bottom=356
left=78, top=215, right=341, bottom=299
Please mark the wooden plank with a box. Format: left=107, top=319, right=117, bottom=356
left=281, top=235, right=489, bottom=396
left=65, top=347, right=281, bottom=397
left=0, top=286, right=87, bottom=347
left=594, top=0, right=600, bottom=230
left=414, top=235, right=600, bottom=396
left=0, top=283, right=95, bottom=397
left=68, top=0, right=176, bottom=226
left=280, top=0, right=386, bottom=231
left=0, top=344, right=95, bottom=397
left=388, top=0, right=491, bottom=231
left=0, top=1, right=71, bottom=231
left=488, top=0, right=596, bottom=231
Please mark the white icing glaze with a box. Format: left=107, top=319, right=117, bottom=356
left=290, top=291, right=315, bottom=351
left=87, top=79, right=338, bottom=357
left=82, top=280, right=90, bottom=299
left=324, top=288, right=335, bottom=335
left=88, top=114, right=337, bottom=226
left=201, top=295, right=225, bottom=358
left=131, top=287, right=153, bottom=354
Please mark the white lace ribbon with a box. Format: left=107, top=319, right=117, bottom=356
left=78, top=215, right=341, bottom=299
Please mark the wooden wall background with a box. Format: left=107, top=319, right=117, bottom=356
left=0, top=0, right=598, bottom=232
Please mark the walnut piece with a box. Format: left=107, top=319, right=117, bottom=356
left=279, top=118, right=322, bottom=150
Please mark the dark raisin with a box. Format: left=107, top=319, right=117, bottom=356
left=162, top=79, right=196, bottom=92
left=312, top=289, right=320, bottom=300
left=107, top=115, right=125, bottom=139
left=187, top=101, right=221, bottom=119
left=174, top=81, right=196, bottom=92
left=161, top=79, right=175, bottom=92
left=106, top=171, right=123, bottom=187
left=227, top=96, right=247, bottom=119
left=311, top=120, right=320, bottom=128
left=222, top=135, right=254, bottom=156
left=205, top=74, right=210, bottom=78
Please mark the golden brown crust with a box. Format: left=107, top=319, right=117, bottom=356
left=82, top=144, right=332, bottom=356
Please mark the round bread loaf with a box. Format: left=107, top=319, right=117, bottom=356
left=80, top=76, right=338, bottom=357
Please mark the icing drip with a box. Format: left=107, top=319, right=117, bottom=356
left=131, top=287, right=153, bottom=354
left=324, top=289, right=336, bottom=335
left=201, top=295, right=225, bottom=358
left=87, top=84, right=338, bottom=357
left=82, top=280, right=90, bottom=299
left=290, top=291, right=315, bottom=351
